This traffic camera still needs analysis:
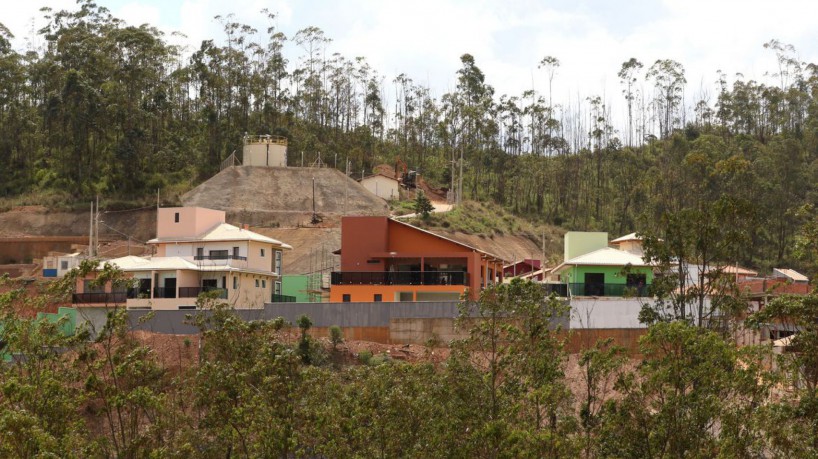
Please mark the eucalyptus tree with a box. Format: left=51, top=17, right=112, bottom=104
left=646, top=59, right=686, bottom=138
left=618, top=58, right=643, bottom=147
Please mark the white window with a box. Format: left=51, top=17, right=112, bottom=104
left=274, top=251, right=282, bottom=274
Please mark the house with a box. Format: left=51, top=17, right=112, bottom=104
left=359, top=173, right=400, bottom=201
left=43, top=252, right=83, bottom=278
left=503, top=259, right=543, bottom=280
left=329, top=216, right=506, bottom=302
left=72, top=207, right=292, bottom=311
left=550, top=232, right=653, bottom=297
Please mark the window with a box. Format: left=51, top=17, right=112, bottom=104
left=374, top=294, right=382, bottom=302
left=274, top=251, right=282, bottom=274
left=255, top=279, right=260, bottom=288
left=260, top=248, right=265, bottom=257
left=342, top=294, right=351, bottom=302
left=275, top=281, right=282, bottom=295
left=174, top=212, right=179, bottom=223
left=233, top=276, right=238, bottom=290
left=196, top=247, right=204, bottom=258
left=233, top=246, right=239, bottom=258
left=60, top=260, right=68, bottom=270
left=178, top=305, right=196, bottom=310
left=262, top=279, right=266, bottom=288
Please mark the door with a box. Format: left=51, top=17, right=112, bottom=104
left=584, top=273, right=605, bottom=296
left=164, top=277, right=177, bottom=298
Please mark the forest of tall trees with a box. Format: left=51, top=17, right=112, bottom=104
left=2, top=2, right=818, bottom=271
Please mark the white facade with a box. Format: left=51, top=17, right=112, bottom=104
left=360, top=175, right=400, bottom=201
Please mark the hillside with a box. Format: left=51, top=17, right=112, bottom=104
left=182, top=166, right=389, bottom=227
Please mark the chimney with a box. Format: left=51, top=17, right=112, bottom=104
left=242, top=224, right=250, bottom=230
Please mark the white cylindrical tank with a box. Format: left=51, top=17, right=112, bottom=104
left=243, top=135, right=287, bottom=167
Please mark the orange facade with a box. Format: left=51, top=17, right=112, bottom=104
left=329, top=217, right=505, bottom=302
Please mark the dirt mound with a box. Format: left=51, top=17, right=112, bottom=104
left=182, top=166, right=389, bottom=227
left=253, top=227, right=341, bottom=274
left=433, top=231, right=548, bottom=265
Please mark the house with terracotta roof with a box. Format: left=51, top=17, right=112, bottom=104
left=330, top=216, right=506, bottom=302
left=72, top=207, right=292, bottom=311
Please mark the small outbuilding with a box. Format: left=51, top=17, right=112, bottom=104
left=359, top=173, right=400, bottom=201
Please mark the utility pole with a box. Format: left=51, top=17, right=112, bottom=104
left=458, top=144, right=464, bottom=205
left=95, top=195, right=100, bottom=257
left=301, top=151, right=304, bottom=167
left=89, top=201, right=94, bottom=257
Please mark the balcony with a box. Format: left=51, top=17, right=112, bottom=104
left=194, top=254, right=248, bottom=261
left=331, top=271, right=469, bottom=286
left=567, top=283, right=652, bottom=298
left=72, top=290, right=138, bottom=304
left=178, top=287, right=228, bottom=299
left=153, top=287, right=177, bottom=299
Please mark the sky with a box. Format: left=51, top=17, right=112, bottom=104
left=4, top=0, right=818, bottom=114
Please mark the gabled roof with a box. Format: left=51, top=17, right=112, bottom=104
left=553, top=247, right=650, bottom=273
left=148, top=223, right=292, bottom=249
left=388, top=218, right=507, bottom=263
left=610, top=232, right=642, bottom=244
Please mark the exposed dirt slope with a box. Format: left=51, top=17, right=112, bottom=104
left=182, top=166, right=389, bottom=227
left=254, top=227, right=341, bottom=274
left=0, top=206, right=156, bottom=241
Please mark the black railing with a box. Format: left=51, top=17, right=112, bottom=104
left=271, top=293, right=297, bottom=303
left=568, top=283, right=651, bottom=297
left=72, top=292, right=130, bottom=304
left=194, top=255, right=247, bottom=261
left=179, top=287, right=228, bottom=298
left=153, top=287, right=177, bottom=299
left=330, top=271, right=469, bottom=286
left=542, top=283, right=569, bottom=297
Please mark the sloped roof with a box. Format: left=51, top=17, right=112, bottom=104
left=553, top=247, right=650, bottom=273
left=388, top=218, right=507, bottom=263
left=610, top=232, right=642, bottom=244
left=100, top=256, right=199, bottom=271
left=774, top=268, right=809, bottom=282
left=148, top=223, right=292, bottom=249
left=707, top=265, right=758, bottom=276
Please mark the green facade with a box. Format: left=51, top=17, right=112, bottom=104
left=561, top=265, right=654, bottom=285
left=2, top=307, right=77, bottom=362
left=282, top=275, right=323, bottom=302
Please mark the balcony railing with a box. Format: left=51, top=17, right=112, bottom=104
left=178, top=287, right=228, bottom=299
left=153, top=287, right=177, bottom=299
left=330, top=271, right=469, bottom=286
left=567, top=283, right=652, bottom=298
left=271, top=293, right=297, bottom=303
left=194, top=254, right=247, bottom=261
left=72, top=290, right=138, bottom=304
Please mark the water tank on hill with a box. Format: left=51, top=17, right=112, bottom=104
left=243, top=134, right=287, bottom=167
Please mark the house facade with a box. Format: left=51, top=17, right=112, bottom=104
left=329, top=216, right=506, bottom=302
left=72, top=207, right=291, bottom=310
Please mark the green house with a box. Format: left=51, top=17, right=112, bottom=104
left=551, top=232, right=653, bottom=297
left=2, top=307, right=78, bottom=362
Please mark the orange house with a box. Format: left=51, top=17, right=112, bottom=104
left=329, top=217, right=506, bottom=302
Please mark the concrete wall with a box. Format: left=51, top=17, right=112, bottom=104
left=570, top=297, right=646, bottom=329
left=243, top=142, right=287, bottom=167
left=564, top=232, right=608, bottom=261
left=156, top=207, right=225, bottom=239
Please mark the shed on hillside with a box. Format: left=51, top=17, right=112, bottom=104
left=360, top=174, right=399, bottom=201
